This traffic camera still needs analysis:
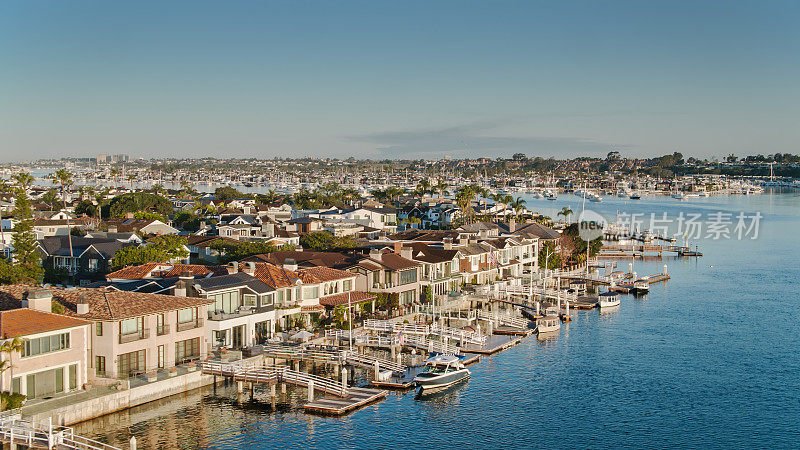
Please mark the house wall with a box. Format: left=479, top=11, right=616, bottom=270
left=89, top=306, right=208, bottom=379
left=1, top=324, right=90, bottom=398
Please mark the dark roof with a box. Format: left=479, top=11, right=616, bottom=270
left=192, top=272, right=274, bottom=295
left=404, top=242, right=460, bottom=264
left=37, top=236, right=133, bottom=258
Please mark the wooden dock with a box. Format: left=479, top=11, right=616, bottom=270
left=304, top=387, right=386, bottom=415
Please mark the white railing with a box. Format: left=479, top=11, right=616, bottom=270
left=429, top=323, right=486, bottom=346
left=0, top=412, right=120, bottom=450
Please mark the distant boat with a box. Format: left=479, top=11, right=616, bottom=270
left=629, top=192, right=641, bottom=200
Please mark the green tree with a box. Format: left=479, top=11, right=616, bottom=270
left=208, top=239, right=293, bottom=263
left=111, top=235, right=189, bottom=269
left=0, top=337, right=26, bottom=410
left=5, top=173, right=43, bottom=283
left=41, top=189, right=59, bottom=211
left=299, top=231, right=357, bottom=252
left=558, top=206, right=573, bottom=223
left=108, top=192, right=173, bottom=218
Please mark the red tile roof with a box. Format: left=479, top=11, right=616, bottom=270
left=106, top=262, right=226, bottom=280
left=0, top=309, right=90, bottom=339
left=318, top=291, right=377, bottom=307
left=298, top=266, right=354, bottom=283
left=0, top=285, right=213, bottom=321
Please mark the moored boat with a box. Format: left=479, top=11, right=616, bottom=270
left=414, top=354, right=470, bottom=392
left=535, top=315, right=560, bottom=333
left=598, top=291, right=621, bottom=308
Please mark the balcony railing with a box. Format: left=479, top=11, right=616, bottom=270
left=119, top=328, right=150, bottom=344
left=156, top=324, right=170, bottom=336
left=176, top=318, right=204, bottom=332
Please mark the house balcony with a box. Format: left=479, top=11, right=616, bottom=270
left=119, top=328, right=150, bottom=344
left=208, top=308, right=255, bottom=321
left=156, top=324, right=170, bottom=336
left=176, top=318, right=204, bottom=332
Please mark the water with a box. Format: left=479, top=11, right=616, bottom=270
left=74, top=191, right=800, bottom=449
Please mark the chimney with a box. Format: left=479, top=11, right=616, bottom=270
left=125, top=212, right=134, bottom=219
left=108, top=226, right=118, bottom=233
left=393, top=242, right=402, bottom=254
left=283, top=258, right=298, bottom=271
left=243, top=261, right=256, bottom=275
left=23, top=289, right=52, bottom=313
left=443, top=237, right=453, bottom=250
left=509, top=218, right=516, bottom=233
left=369, top=248, right=383, bottom=261
left=173, top=273, right=194, bottom=297
left=199, top=220, right=206, bottom=230
left=400, top=246, right=413, bottom=260
left=76, top=294, right=90, bottom=315
left=227, top=261, right=239, bottom=274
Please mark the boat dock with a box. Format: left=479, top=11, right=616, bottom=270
left=201, top=360, right=387, bottom=416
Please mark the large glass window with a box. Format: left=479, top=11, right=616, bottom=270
left=120, top=317, right=141, bottom=335
left=117, top=350, right=146, bottom=377
left=343, top=279, right=353, bottom=291
left=178, top=307, right=197, bottom=323
left=399, top=269, right=417, bottom=285
left=22, top=333, right=70, bottom=358
left=211, top=291, right=240, bottom=313
left=260, top=293, right=273, bottom=307
left=175, top=338, right=200, bottom=364
left=303, top=286, right=319, bottom=299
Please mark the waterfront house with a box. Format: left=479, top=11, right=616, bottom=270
left=0, top=290, right=91, bottom=401
left=0, top=285, right=213, bottom=380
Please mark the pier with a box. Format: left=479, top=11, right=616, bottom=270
left=201, top=360, right=387, bottom=416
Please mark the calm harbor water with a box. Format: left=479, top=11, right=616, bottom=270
left=74, top=191, right=800, bottom=449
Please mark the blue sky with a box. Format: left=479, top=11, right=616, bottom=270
left=1, top=0, right=798, bottom=161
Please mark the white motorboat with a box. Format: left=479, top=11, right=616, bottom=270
left=536, top=315, right=560, bottom=333
left=414, top=354, right=470, bottom=392
left=598, top=291, right=620, bottom=308
left=630, top=279, right=650, bottom=294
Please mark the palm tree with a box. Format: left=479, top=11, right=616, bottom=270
left=52, top=169, right=75, bottom=260
left=127, top=173, right=137, bottom=191
left=414, top=179, right=432, bottom=197
left=509, top=197, right=527, bottom=219
left=433, top=180, right=449, bottom=197
left=558, top=206, right=573, bottom=224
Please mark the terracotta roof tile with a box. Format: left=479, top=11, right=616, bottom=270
left=0, top=285, right=213, bottom=321
left=0, top=309, right=89, bottom=339
left=318, top=291, right=376, bottom=307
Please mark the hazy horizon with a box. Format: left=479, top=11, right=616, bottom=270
left=2, top=1, right=798, bottom=162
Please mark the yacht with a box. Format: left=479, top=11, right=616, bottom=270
left=544, top=190, right=558, bottom=201
left=598, top=291, right=621, bottom=308
left=629, top=192, right=641, bottom=200
left=414, top=354, right=470, bottom=392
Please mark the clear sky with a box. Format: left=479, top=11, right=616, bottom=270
left=1, top=0, right=798, bottom=162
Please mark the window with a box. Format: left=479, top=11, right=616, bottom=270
left=22, top=333, right=70, bottom=358
left=400, top=290, right=416, bottom=305
left=243, top=294, right=257, bottom=307
left=69, top=364, right=77, bottom=390
left=399, top=269, right=417, bottom=285
left=96, top=356, right=106, bottom=376
left=157, top=345, right=165, bottom=369
left=120, top=317, right=142, bottom=336
left=175, top=338, right=200, bottom=364
left=95, top=322, right=103, bottom=336
left=11, top=377, right=20, bottom=395
left=260, top=293, right=273, bottom=307
left=343, top=279, right=353, bottom=291
left=210, top=291, right=240, bottom=314
left=117, top=350, right=146, bottom=377
left=55, top=368, right=64, bottom=393
left=157, top=313, right=166, bottom=335
left=178, top=307, right=197, bottom=324
left=303, top=286, right=319, bottom=299
left=88, top=259, right=99, bottom=271
left=276, top=290, right=284, bottom=306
